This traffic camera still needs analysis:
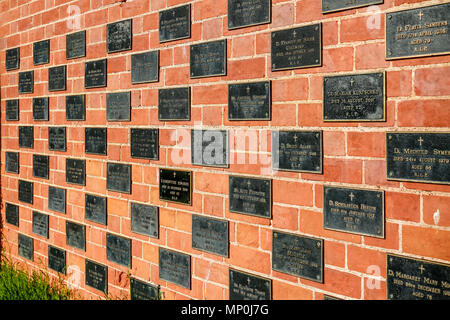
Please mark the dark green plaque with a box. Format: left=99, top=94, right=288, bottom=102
left=229, top=176, right=271, bottom=218
left=159, top=248, right=191, bottom=289
left=106, top=92, right=130, bottom=121
left=18, top=234, right=33, bottom=261
left=85, top=59, right=107, bottom=88
left=228, top=81, right=271, bottom=120
left=322, top=0, right=383, bottom=14
left=192, top=215, right=229, bottom=257
left=130, top=278, right=160, bottom=300
left=131, top=50, right=159, bottom=84
left=19, top=126, right=33, bottom=148
left=191, top=129, right=229, bottom=168
left=18, top=180, right=33, bottom=204
left=66, top=30, right=86, bottom=60
left=66, top=158, right=85, bottom=186
left=6, top=47, right=19, bottom=70
left=228, top=0, right=271, bottom=30
left=49, top=127, right=66, bottom=151
left=5, top=203, right=19, bottom=227
left=32, top=97, right=49, bottom=121
left=190, top=40, right=226, bottom=78
left=33, top=154, right=49, bottom=179
left=32, top=211, right=49, bottom=238
left=5, top=151, right=19, bottom=174
left=18, top=71, right=33, bottom=94
left=48, top=186, right=66, bottom=214
left=33, top=39, right=49, bottom=65
left=85, top=127, right=107, bottom=155
left=158, top=87, right=190, bottom=121
left=66, top=221, right=86, bottom=251
left=131, top=202, right=159, bottom=238
left=159, top=4, right=191, bottom=43
left=6, top=99, right=19, bottom=121
left=107, top=162, right=131, bottom=194
left=48, top=65, right=66, bottom=92
left=229, top=268, right=271, bottom=300
left=66, top=95, right=85, bottom=120
left=85, top=194, right=107, bottom=225
left=106, top=233, right=131, bottom=267
left=48, top=245, right=66, bottom=274
left=107, top=19, right=132, bottom=53
left=85, top=259, right=107, bottom=293
left=159, top=169, right=192, bottom=205
left=130, top=128, right=159, bottom=160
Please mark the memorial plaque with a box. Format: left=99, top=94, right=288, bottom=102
left=85, top=259, right=107, bottom=293
left=6, top=47, right=19, bottom=70
left=106, top=233, right=131, bottom=267
left=159, top=169, right=192, bottom=205
left=190, top=40, right=226, bottom=78
left=19, top=126, right=33, bottom=148
left=18, top=180, right=33, bottom=204
left=131, top=202, right=159, bottom=238
left=159, top=248, right=191, bottom=289
left=33, top=154, right=49, bottom=179
left=229, top=176, right=271, bottom=218
left=324, top=186, right=384, bottom=238
left=48, top=246, right=66, bottom=274
left=32, top=97, right=49, bottom=121
left=228, top=81, right=271, bottom=120
left=324, top=295, right=341, bottom=300
left=85, top=127, right=107, bottom=155
left=5, top=203, right=19, bottom=227
left=130, top=278, right=159, bottom=300
left=191, top=129, right=229, bottom=167
left=48, top=127, right=66, bottom=151
left=6, top=99, right=19, bottom=121
left=271, top=24, right=322, bottom=71
left=192, top=215, right=229, bottom=257
left=18, top=234, right=33, bottom=261
left=387, top=254, right=450, bottom=300
left=32, top=211, right=49, bottom=238
left=323, top=72, right=385, bottom=121
left=5, top=152, right=19, bottom=174
left=229, top=269, right=271, bottom=300
left=158, top=87, right=190, bottom=121
left=131, top=51, right=159, bottom=84
left=386, top=3, right=450, bottom=60
left=48, top=186, right=66, bottom=214
left=66, top=95, right=85, bottom=121
left=159, top=4, right=191, bottom=43
left=66, top=221, right=86, bottom=251
left=130, top=128, right=159, bottom=160
left=66, top=30, right=86, bottom=60
left=66, top=158, right=86, bottom=186
left=85, top=194, right=107, bottom=225
left=33, top=39, right=50, bottom=65
left=107, top=162, right=131, bottom=194
left=272, top=231, right=323, bottom=282
left=18, top=71, right=34, bottom=94
left=386, top=132, right=450, bottom=184
left=322, top=0, right=383, bottom=14
left=272, top=130, right=322, bottom=173
left=228, top=0, right=271, bottom=30
left=106, top=92, right=130, bottom=121
left=107, top=19, right=132, bottom=53
left=85, top=59, right=107, bottom=88
left=48, top=65, right=66, bottom=92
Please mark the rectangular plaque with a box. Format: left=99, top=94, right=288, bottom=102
left=48, top=65, right=66, bottom=92
left=159, top=248, right=191, bottom=289
left=190, top=40, right=226, bottom=78
left=32, top=211, right=49, bottom=238
left=131, top=202, right=159, bottom=238
left=229, top=268, right=271, bottom=300
left=386, top=3, right=450, bottom=60
left=6, top=99, right=19, bottom=121
left=228, top=0, right=271, bottom=30
left=159, top=4, right=191, bottom=43
left=33, top=154, right=49, bottom=179
left=48, top=186, right=66, bottom=214
left=158, top=87, right=190, bottom=121
left=130, top=278, right=159, bottom=300
left=192, top=215, right=229, bottom=257
left=33, top=97, right=49, bottom=121
left=49, top=127, right=66, bottom=151
left=386, top=132, right=450, bottom=184
left=5, top=203, right=19, bottom=227
left=323, top=72, right=385, bottom=121
left=387, top=254, right=450, bottom=300
left=18, top=180, right=33, bottom=204
left=106, top=92, right=130, bottom=121
left=5, top=151, right=19, bottom=174
left=66, top=158, right=86, bottom=186
left=18, top=234, right=33, bottom=261
left=191, top=129, right=229, bottom=167
left=107, top=162, right=131, bottom=194
left=271, top=23, right=322, bottom=71
left=159, top=169, right=192, bottom=205
left=272, top=231, right=323, bottom=283
left=106, top=233, right=131, bottom=267
left=130, top=128, right=159, bottom=160
left=33, top=39, right=50, bottom=65
left=6, top=47, right=19, bottom=70
left=228, top=81, right=271, bottom=120
left=85, top=194, right=107, bottom=225
left=324, top=186, right=384, bottom=238
left=48, top=246, right=66, bottom=274
left=66, top=221, right=86, bottom=251
left=85, top=259, right=107, bottom=293
left=131, top=51, right=159, bottom=84
left=85, top=127, right=107, bottom=155
left=272, top=130, right=323, bottom=173
left=229, top=176, right=271, bottom=218
left=107, top=19, right=132, bottom=53
left=19, top=126, right=33, bottom=148
left=66, top=95, right=85, bottom=121
left=322, top=0, right=383, bottom=14
left=85, top=59, right=107, bottom=88
left=66, top=30, right=86, bottom=60
left=18, top=71, right=33, bottom=94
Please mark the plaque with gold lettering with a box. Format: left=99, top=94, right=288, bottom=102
left=229, top=268, right=271, bottom=300
left=229, top=176, right=271, bottom=218
left=159, top=169, right=192, bottom=205
left=130, top=278, right=160, bottom=300
left=322, top=0, right=383, bottom=14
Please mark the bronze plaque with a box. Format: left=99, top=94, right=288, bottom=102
left=48, top=246, right=66, bottom=275
left=18, top=180, right=33, bottom=204
left=106, top=92, right=130, bottom=121
left=130, top=278, right=159, bottom=300
left=33, top=154, right=49, bottom=180
left=32, top=97, right=49, bottom=121
left=158, top=87, right=190, bottom=121
left=159, top=168, right=192, bottom=205
left=32, top=211, right=49, bottom=238
left=48, top=65, right=67, bottom=92
left=66, top=221, right=86, bottom=251
left=107, top=162, right=131, bottom=194
left=5, top=203, right=19, bottom=227
left=191, top=129, right=229, bottom=168
left=5, top=151, right=19, bottom=174
left=66, top=158, right=86, bottom=186
left=48, top=186, right=66, bottom=214
left=106, top=233, right=131, bottom=267
left=66, top=95, right=85, bottom=120
left=19, top=126, right=33, bottom=149
left=85, top=194, right=107, bottom=225
left=131, top=202, right=159, bottom=238
left=48, top=127, right=66, bottom=151
left=131, top=51, right=159, bottom=84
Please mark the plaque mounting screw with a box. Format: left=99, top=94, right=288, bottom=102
left=315, top=59, right=319, bottom=63
left=377, top=228, right=381, bottom=234
left=317, top=242, right=321, bottom=248
left=388, top=15, right=392, bottom=19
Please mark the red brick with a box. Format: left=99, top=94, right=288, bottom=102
left=398, top=100, right=449, bottom=127
left=273, top=280, right=313, bottom=300
left=386, top=192, right=420, bottom=222
left=341, top=15, right=384, bottom=43
left=414, top=66, right=450, bottom=96
left=347, top=132, right=385, bottom=157
left=347, top=245, right=386, bottom=276
left=355, top=43, right=389, bottom=70
left=236, top=223, right=259, bottom=248
left=423, top=195, right=450, bottom=227
left=386, top=70, right=412, bottom=97
left=273, top=180, right=313, bottom=207
left=403, top=226, right=450, bottom=261
left=228, top=245, right=271, bottom=274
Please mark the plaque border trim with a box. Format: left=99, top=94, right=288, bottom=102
left=159, top=168, right=193, bottom=206
left=322, top=0, right=384, bottom=14
left=227, top=80, right=272, bottom=121
left=158, top=4, right=192, bottom=44
left=227, top=0, right=272, bottom=30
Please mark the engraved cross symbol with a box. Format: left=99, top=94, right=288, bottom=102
left=349, top=192, right=355, bottom=201
left=247, top=180, right=252, bottom=188
left=293, top=134, right=298, bottom=143
left=173, top=172, right=177, bottom=178
left=246, top=86, right=250, bottom=94
left=247, top=277, right=251, bottom=285
left=419, top=265, right=425, bottom=274
left=292, top=30, right=297, bottom=38
left=418, top=137, right=424, bottom=146
left=350, top=78, right=355, bottom=87
left=417, top=11, right=424, bottom=21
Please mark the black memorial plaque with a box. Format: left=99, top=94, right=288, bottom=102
left=5, top=203, right=19, bottom=227
left=33, top=154, right=49, bottom=179
left=323, top=72, right=385, bottom=121
left=85, top=59, right=107, bottom=88
left=32, top=211, right=49, bottom=238
left=387, top=254, right=450, bottom=300
left=191, top=129, right=229, bottom=167
left=159, top=248, right=191, bottom=289
left=48, top=127, right=66, bottom=151
left=271, top=24, right=322, bottom=71
left=322, top=0, right=383, bottom=14
left=228, top=0, right=271, bottom=30
left=6, top=99, right=19, bottom=121
left=229, top=268, right=271, bottom=300
left=48, top=246, right=66, bottom=274
left=19, top=126, right=33, bottom=148
left=272, top=130, right=322, bottom=173
left=130, top=128, right=159, bottom=160
left=131, top=51, right=159, bottom=84
left=386, top=3, right=450, bottom=60
left=107, top=162, right=131, bottom=194
left=107, top=19, right=132, bottom=53
left=18, top=71, right=34, bottom=94
left=130, top=278, right=159, bottom=300
left=5, top=152, right=19, bottom=174
left=6, top=47, right=19, bottom=70
left=85, top=127, right=107, bottom=155
left=48, top=65, right=66, bottom=92
left=192, top=215, right=229, bottom=257
left=272, top=231, right=323, bottom=282
left=66, top=221, right=86, bottom=251
left=18, top=180, right=33, bottom=204
left=33, top=39, right=50, bottom=65
left=106, top=233, right=131, bottom=267
left=106, top=92, right=130, bottom=121
left=66, top=158, right=86, bottom=186
left=48, top=186, right=66, bottom=214
left=324, top=186, right=384, bottom=238
left=158, top=87, right=190, bottom=121
left=228, top=81, right=271, bottom=120
left=85, top=259, right=107, bottom=293
left=229, top=176, right=271, bottom=218
left=159, top=4, right=191, bottom=43
left=66, top=95, right=85, bottom=121
left=190, top=40, right=226, bottom=78
left=131, top=202, right=159, bottom=238
left=32, top=97, right=49, bottom=121
left=159, top=169, right=192, bottom=205
left=85, top=194, right=107, bottom=225
left=18, top=234, right=33, bottom=261
left=66, top=30, right=86, bottom=60
left=386, top=132, right=450, bottom=184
